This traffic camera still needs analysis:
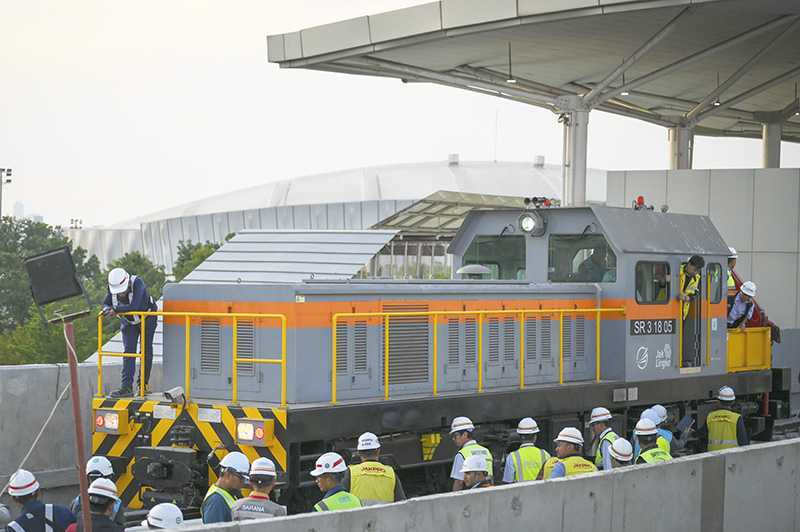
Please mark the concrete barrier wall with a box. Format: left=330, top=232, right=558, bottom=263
left=0, top=361, right=162, bottom=506
left=184, top=439, right=800, bottom=532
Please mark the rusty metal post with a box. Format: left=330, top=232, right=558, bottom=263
left=64, top=321, right=92, bottom=532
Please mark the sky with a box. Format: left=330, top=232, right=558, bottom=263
left=2, top=0, right=800, bottom=226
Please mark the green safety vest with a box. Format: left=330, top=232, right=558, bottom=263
left=727, top=270, right=736, bottom=289
left=314, top=490, right=362, bottom=512
left=657, top=435, right=670, bottom=454
left=592, top=429, right=619, bottom=467
left=637, top=447, right=673, bottom=464
left=458, top=442, right=494, bottom=477
left=561, top=455, right=598, bottom=476
left=510, top=445, right=550, bottom=482
left=204, top=485, right=236, bottom=509
left=707, top=409, right=741, bottom=451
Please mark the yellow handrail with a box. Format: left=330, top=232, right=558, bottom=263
left=330, top=306, right=625, bottom=404
left=97, top=311, right=287, bottom=405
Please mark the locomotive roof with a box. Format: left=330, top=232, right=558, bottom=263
left=450, top=205, right=730, bottom=257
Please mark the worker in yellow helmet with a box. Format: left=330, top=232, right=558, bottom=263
left=342, top=432, right=405, bottom=505
left=697, top=386, right=749, bottom=451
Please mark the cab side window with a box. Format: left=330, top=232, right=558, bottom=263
left=708, top=263, right=723, bottom=304
left=548, top=234, right=616, bottom=282
left=635, top=262, right=670, bottom=304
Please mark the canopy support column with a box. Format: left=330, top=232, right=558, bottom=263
left=557, top=96, right=590, bottom=206
left=668, top=125, right=694, bottom=170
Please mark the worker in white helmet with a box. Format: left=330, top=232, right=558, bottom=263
left=342, top=432, right=405, bottom=504
left=728, top=281, right=757, bottom=330
left=310, top=452, right=361, bottom=512
left=697, top=386, right=749, bottom=452
left=6, top=469, right=75, bottom=532
left=633, top=419, right=672, bottom=464
left=102, top=267, right=159, bottom=397
left=141, top=503, right=183, bottom=529
left=460, top=455, right=493, bottom=489
left=69, top=457, right=125, bottom=527
left=727, top=247, right=738, bottom=294
left=650, top=405, right=673, bottom=451
left=201, top=451, right=249, bottom=524
left=502, top=418, right=551, bottom=483
left=72, top=478, right=123, bottom=532
left=449, top=416, right=493, bottom=491
left=608, top=438, right=633, bottom=468
left=633, top=409, right=671, bottom=457
left=587, top=407, right=618, bottom=471
left=231, top=458, right=287, bottom=520
left=548, top=428, right=597, bottom=479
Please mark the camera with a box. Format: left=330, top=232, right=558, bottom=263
left=163, top=386, right=185, bottom=404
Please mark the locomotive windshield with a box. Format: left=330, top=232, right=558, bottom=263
left=548, top=234, right=616, bottom=282
left=463, top=235, right=525, bottom=280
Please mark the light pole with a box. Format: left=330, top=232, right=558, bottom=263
left=0, top=168, right=13, bottom=220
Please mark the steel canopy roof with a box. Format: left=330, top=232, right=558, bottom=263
left=268, top=0, right=800, bottom=143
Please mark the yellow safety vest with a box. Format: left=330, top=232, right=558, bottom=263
left=314, top=490, right=361, bottom=512
left=203, top=485, right=236, bottom=510
left=560, top=455, right=598, bottom=477
left=637, top=447, right=672, bottom=464
left=510, top=445, right=550, bottom=482
left=592, top=429, right=618, bottom=467
left=542, top=456, right=559, bottom=480
left=707, top=409, right=741, bottom=451
left=727, top=270, right=735, bottom=290
left=348, top=461, right=397, bottom=503
left=458, top=442, right=494, bottom=477
left=657, top=435, right=670, bottom=454
left=680, top=264, right=701, bottom=320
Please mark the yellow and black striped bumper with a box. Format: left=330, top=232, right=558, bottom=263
left=91, top=397, right=287, bottom=509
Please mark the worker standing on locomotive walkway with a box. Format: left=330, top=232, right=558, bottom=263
left=698, top=386, right=750, bottom=451
left=311, top=452, right=362, bottom=512
left=201, top=452, right=249, bottom=524
left=588, top=407, right=618, bottom=470
left=502, top=417, right=551, bottom=483
left=634, top=419, right=673, bottom=464
left=449, top=416, right=494, bottom=491
left=548, top=428, right=597, bottom=478
left=343, top=432, right=406, bottom=504
left=102, top=267, right=159, bottom=398
left=6, top=469, right=75, bottom=532
left=231, top=458, right=287, bottom=520
left=728, top=281, right=757, bottom=330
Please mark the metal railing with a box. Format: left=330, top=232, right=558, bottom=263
left=97, top=311, right=287, bottom=405
left=331, top=307, right=625, bottom=404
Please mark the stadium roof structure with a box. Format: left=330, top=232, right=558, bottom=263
left=268, top=0, right=800, bottom=202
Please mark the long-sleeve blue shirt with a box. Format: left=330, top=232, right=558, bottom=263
left=103, top=277, right=156, bottom=324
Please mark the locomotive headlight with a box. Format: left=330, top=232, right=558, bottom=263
left=519, top=212, right=545, bottom=236
left=235, top=418, right=275, bottom=447
left=94, top=409, right=129, bottom=435
left=104, top=412, right=120, bottom=430
left=237, top=422, right=255, bottom=441
left=519, top=214, right=537, bottom=233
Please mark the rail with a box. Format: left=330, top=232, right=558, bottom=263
left=331, top=307, right=625, bottom=404
left=96, top=311, right=287, bottom=405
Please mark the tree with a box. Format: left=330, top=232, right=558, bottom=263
left=172, top=241, right=220, bottom=282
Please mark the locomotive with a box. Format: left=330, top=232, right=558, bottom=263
left=91, top=203, right=785, bottom=513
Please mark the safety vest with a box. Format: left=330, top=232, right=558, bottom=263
left=707, top=409, right=741, bottom=451
left=510, top=445, right=550, bottom=482
left=314, top=490, right=362, bottom=512
left=679, top=264, right=701, bottom=320
left=458, top=442, right=494, bottom=477
left=727, top=270, right=735, bottom=290
left=8, top=504, right=56, bottom=532
left=592, top=428, right=618, bottom=467
left=348, top=461, right=397, bottom=503
left=561, top=455, right=598, bottom=477
left=542, top=456, right=559, bottom=480
left=637, top=447, right=672, bottom=464
left=204, top=485, right=236, bottom=510
left=657, top=435, right=670, bottom=454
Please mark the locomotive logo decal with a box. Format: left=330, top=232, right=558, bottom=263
left=655, top=344, right=672, bottom=369
left=636, top=346, right=649, bottom=370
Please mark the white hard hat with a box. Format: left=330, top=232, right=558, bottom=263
left=729, top=247, right=738, bottom=259
left=554, top=427, right=584, bottom=446
left=249, top=457, right=277, bottom=478
left=107, top=267, right=131, bottom=295
left=741, top=281, right=757, bottom=297
left=8, top=469, right=39, bottom=497
left=634, top=418, right=658, bottom=437
left=460, top=454, right=489, bottom=474
left=87, top=478, right=119, bottom=502
left=219, top=451, right=250, bottom=475
left=86, top=456, right=114, bottom=478
left=144, top=503, right=183, bottom=529
left=609, top=438, right=634, bottom=462
left=516, top=417, right=540, bottom=435
left=718, top=386, right=736, bottom=402
left=357, top=432, right=381, bottom=451
left=589, top=407, right=612, bottom=424
left=640, top=408, right=660, bottom=425
left=310, top=452, right=347, bottom=477
left=450, top=416, right=475, bottom=434
left=651, top=405, right=668, bottom=425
